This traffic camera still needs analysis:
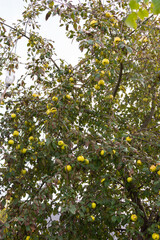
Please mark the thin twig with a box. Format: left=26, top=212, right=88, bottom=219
left=128, top=14, right=154, bottom=37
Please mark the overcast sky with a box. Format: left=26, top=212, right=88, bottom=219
left=0, top=0, right=83, bottom=82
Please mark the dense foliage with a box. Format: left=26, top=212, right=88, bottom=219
left=0, top=0, right=160, bottom=239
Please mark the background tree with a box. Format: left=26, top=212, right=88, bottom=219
left=0, top=0, right=160, bottom=239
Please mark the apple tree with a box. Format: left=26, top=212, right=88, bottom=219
left=0, top=0, right=160, bottom=239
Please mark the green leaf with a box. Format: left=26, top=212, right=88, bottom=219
left=126, top=46, right=133, bottom=53
left=152, top=0, right=160, bottom=14
left=155, top=201, right=160, bottom=207
left=137, top=8, right=149, bottom=20
left=69, top=204, right=76, bottom=214
left=45, top=11, right=51, bottom=21
left=142, top=9, right=149, bottom=18
left=129, top=0, right=139, bottom=10
left=125, top=12, right=138, bottom=29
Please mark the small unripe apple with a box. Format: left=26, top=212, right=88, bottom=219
left=90, top=215, right=95, bottom=221
left=65, top=165, right=72, bottom=172
left=21, top=148, right=27, bottom=154
left=137, top=160, right=142, bottom=166
left=91, top=202, right=96, bottom=209
left=85, top=159, right=89, bottom=164
left=11, top=113, right=16, bottom=118
left=58, top=141, right=64, bottom=146
left=100, top=150, right=105, bottom=156
left=127, top=177, right=132, bottom=183
left=150, top=165, right=157, bottom=172
left=21, top=169, right=27, bottom=175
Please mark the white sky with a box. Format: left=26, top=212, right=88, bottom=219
left=0, top=0, right=83, bottom=83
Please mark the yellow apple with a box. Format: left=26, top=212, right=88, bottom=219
left=94, top=84, right=100, bottom=90
left=152, top=233, right=159, bottom=240
left=16, top=144, right=20, bottom=150
left=131, top=214, right=137, bottom=222
left=105, top=12, right=112, bottom=18
left=112, top=149, right=116, bottom=154
left=29, top=136, right=34, bottom=141
left=8, top=140, right=14, bottom=145
left=58, top=141, right=64, bottom=146
left=77, top=156, right=85, bottom=162
left=150, top=165, right=157, bottom=172
left=11, top=113, right=16, bottom=118
left=137, top=160, right=142, bottom=166
left=91, top=202, right=96, bottom=209
left=52, top=96, right=58, bottom=101
left=157, top=170, right=160, bottom=176
left=114, top=37, right=121, bottom=43
left=90, top=20, right=97, bottom=27
left=108, top=94, right=113, bottom=99
left=25, top=236, right=31, bottom=240
left=126, top=137, right=132, bottom=142
left=108, top=71, right=111, bottom=76
left=69, top=77, right=74, bottom=82
left=98, top=80, right=105, bottom=86
left=32, top=93, right=38, bottom=98
left=66, top=94, right=71, bottom=100
left=21, top=148, right=27, bottom=154
left=13, top=131, right=19, bottom=137
left=100, top=150, right=105, bottom=156
left=91, top=215, right=95, bottom=221
left=102, top=58, right=109, bottom=65
left=127, top=177, right=132, bottom=183
left=85, top=159, right=89, bottom=164
left=61, top=144, right=67, bottom=150
left=65, top=165, right=72, bottom=172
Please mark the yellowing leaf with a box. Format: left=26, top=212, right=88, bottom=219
left=0, top=209, right=8, bottom=223
left=137, top=8, right=149, bottom=20
left=125, top=12, right=138, bottom=29
left=129, top=0, right=139, bottom=10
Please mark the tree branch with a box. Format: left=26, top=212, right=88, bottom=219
left=140, top=88, right=156, bottom=130
left=0, top=87, right=7, bottom=102
left=0, top=21, right=30, bottom=40
left=0, top=21, right=60, bottom=71
left=49, top=57, right=60, bottom=71
left=113, top=62, right=123, bottom=98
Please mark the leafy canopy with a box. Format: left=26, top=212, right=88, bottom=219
left=0, top=0, right=160, bottom=239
